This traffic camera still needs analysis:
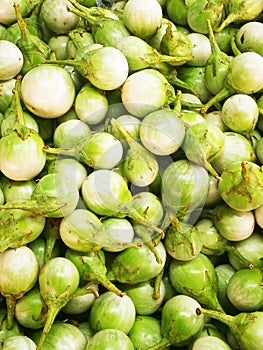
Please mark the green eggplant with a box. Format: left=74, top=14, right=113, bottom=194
left=169, top=253, right=224, bottom=312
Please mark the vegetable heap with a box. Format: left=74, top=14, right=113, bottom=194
left=0, top=0, right=263, bottom=349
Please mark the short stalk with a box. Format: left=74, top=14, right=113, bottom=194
left=208, top=295, right=226, bottom=313
left=67, top=0, right=118, bottom=24
left=43, top=145, right=79, bottom=158
left=165, top=70, right=200, bottom=97
left=0, top=200, right=38, bottom=212
left=230, top=36, right=242, bottom=56
left=201, top=86, right=232, bottom=114
left=5, top=295, right=16, bottom=330
left=44, top=58, right=83, bottom=72
left=241, top=161, right=249, bottom=180
left=0, top=199, right=67, bottom=217
left=147, top=338, right=171, bottom=350
left=153, top=268, right=164, bottom=300
left=43, top=218, right=61, bottom=263
left=215, top=13, right=238, bottom=33
left=160, top=212, right=174, bottom=231
left=205, top=161, right=220, bottom=178
left=173, top=89, right=182, bottom=115
left=67, top=5, right=96, bottom=25
left=68, top=0, right=114, bottom=17
left=36, top=306, right=60, bottom=350
left=14, top=2, right=51, bottom=73
left=152, top=233, right=163, bottom=247
left=196, top=307, right=234, bottom=327
left=14, top=3, right=31, bottom=41
left=137, top=229, right=163, bottom=264
left=97, top=274, right=126, bottom=297
left=72, top=285, right=99, bottom=298
left=127, top=206, right=164, bottom=237
left=110, top=117, right=137, bottom=149
left=13, top=79, right=25, bottom=127
left=38, top=285, right=73, bottom=349
left=157, top=54, right=193, bottom=65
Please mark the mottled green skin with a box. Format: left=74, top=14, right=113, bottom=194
left=183, top=121, right=225, bottom=176
left=191, top=335, right=231, bottom=349
left=15, top=288, right=47, bottom=329
left=221, top=94, right=259, bottom=135
left=128, top=316, right=162, bottom=349
left=39, top=257, right=80, bottom=307
left=166, top=0, right=196, bottom=25
left=161, top=295, right=205, bottom=347
left=227, top=268, right=263, bottom=312
left=215, top=263, right=238, bottom=315
left=236, top=22, right=263, bottom=56
left=226, top=52, right=263, bottom=94
left=89, top=291, right=136, bottom=334
left=195, top=218, right=228, bottom=256
left=161, top=25, right=192, bottom=63
left=164, top=220, right=202, bottom=261
left=212, top=132, right=256, bottom=174
left=93, top=18, right=130, bottom=48
left=228, top=233, right=263, bottom=270
left=0, top=209, right=46, bottom=253
left=177, top=66, right=213, bottom=103
left=218, top=161, right=263, bottom=211
left=108, top=240, right=166, bottom=284
left=86, top=329, right=134, bottom=350
left=32, top=322, right=87, bottom=350
left=0, top=128, right=46, bottom=181
left=187, top=0, right=224, bottom=34
left=161, top=159, right=210, bottom=219
left=169, top=253, right=224, bottom=311
left=123, top=279, right=166, bottom=315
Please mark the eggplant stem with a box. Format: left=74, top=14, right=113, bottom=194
left=201, top=86, right=232, bottom=113
left=37, top=306, right=60, bottom=350
left=157, top=54, right=193, bottom=64
left=135, top=226, right=163, bottom=264
left=128, top=208, right=164, bottom=236
left=146, top=240, right=162, bottom=264
left=147, top=338, right=171, bottom=350
left=13, top=79, right=26, bottom=127
left=37, top=284, right=73, bottom=349
left=98, top=276, right=126, bottom=297
left=214, top=13, right=238, bottom=33
left=153, top=268, right=164, bottom=300
left=67, top=5, right=96, bottom=25
left=14, top=2, right=30, bottom=40
left=5, top=295, right=16, bottom=330
left=205, top=161, right=220, bottom=178
left=68, top=0, right=91, bottom=12
left=230, top=36, right=242, bottom=56
left=72, top=284, right=100, bottom=298
left=165, top=71, right=200, bottom=97
left=196, top=307, right=234, bottom=327
left=43, top=218, right=61, bottom=264
left=43, top=145, right=79, bottom=158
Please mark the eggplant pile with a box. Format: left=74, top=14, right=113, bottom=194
left=0, top=0, right=263, bottom=349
